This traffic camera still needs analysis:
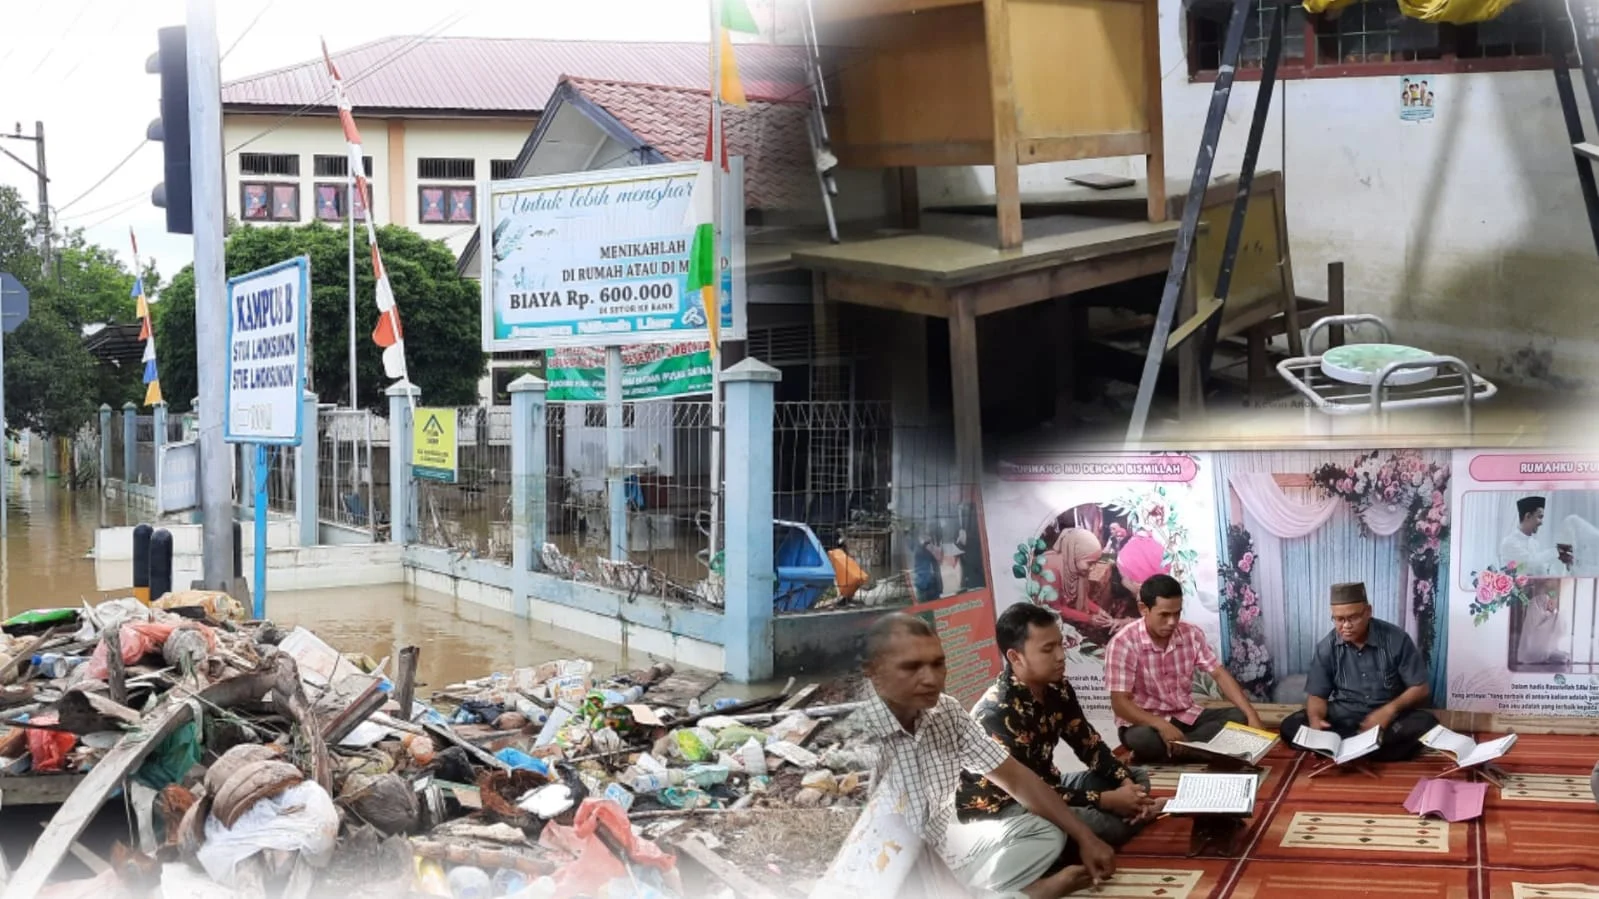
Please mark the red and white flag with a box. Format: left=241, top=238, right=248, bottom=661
left=322, top=40, right=408, bottom=382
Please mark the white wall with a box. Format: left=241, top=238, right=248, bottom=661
left=221, top=114, right=535, bottom=260
left=918, top=2, right=1599, bottom=391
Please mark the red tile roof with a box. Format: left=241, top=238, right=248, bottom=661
left=222, top=36, right=808, bottom=114
left=564, top=76, right=816, bottom=211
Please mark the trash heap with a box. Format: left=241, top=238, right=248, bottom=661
left=6, top=594, right=876, bottom=899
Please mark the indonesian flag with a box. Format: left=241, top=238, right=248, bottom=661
left=322, top=40, right=408, bottom=382
left=718, top=0, right=761, bottom=107
left=683, top=108, right=728, bottom=357
left=130, top=229, right=162, bottom=407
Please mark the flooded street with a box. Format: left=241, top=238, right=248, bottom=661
left=0, top=473, right=749, bottom=694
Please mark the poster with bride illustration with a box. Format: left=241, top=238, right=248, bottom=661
left=1210, top=449, right=1451, bottom=706
left=1446, top=451, right=1599, bottom=715
left=983, top=453, right=1223, bottom=741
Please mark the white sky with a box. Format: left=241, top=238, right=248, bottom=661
left=0, top=0, right=733, bottom=282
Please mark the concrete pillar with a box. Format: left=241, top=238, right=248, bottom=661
left=122, top=402, right=137, bottom=486
left=510, top=374, right=548, bottom=618
left=98, top=405, right=112, bottom=489
left=294, top=393, right=321, bottom=547
left=239, top=445, right=255, bottom=515
left=152, top=401, right=168, bottom=505
left=387, top=382, right=420, bottom=545
left=722, top=358, right=780, bottom=683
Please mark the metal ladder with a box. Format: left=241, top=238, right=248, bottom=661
left=1125, top=0, right=1599, bottom=444
left=800, top=0, right=842, bottom=243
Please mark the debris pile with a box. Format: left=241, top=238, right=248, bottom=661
left=2, top=595, right=875, bottom=899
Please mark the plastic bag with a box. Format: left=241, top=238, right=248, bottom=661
left=1395, top=0, right=1516, bottom=23
left=136, top=720, right=202, bottom=790
left=195, top=781, right=339, bottom=882
left=542, top=799, right=676, bottom=897
left=828, top=548, right=870, bottom=599
left=27, top=714, right=77, bottom=772
left=83, top=621, right=216, bottom=681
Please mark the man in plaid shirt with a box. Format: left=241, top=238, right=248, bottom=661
left=1103, top=574, right=1262, bottom=762
left=839, top=612, right=1116, bottom=898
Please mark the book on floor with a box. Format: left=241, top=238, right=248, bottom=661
left=1404, top=777, right=1486, bottom=822
left=1162, top=772, right=1259, bottom=816
left=1420, top=725, right=1517, bottom=769
left=1294, top=724, right=1382, bottom=765
left=1173, top=721, right=1280, bottom=767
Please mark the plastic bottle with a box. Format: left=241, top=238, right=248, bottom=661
left=491, top=869, right=528, bottom=896
left=686, top=697, right=701, bottom=717
left=713, top=697, right=741, bottom=711
left=445, top=865, right=493, bottom=899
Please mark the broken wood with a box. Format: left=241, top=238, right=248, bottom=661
left=105, top=627, right=128, bottom=706
left=322, top=677, right=386, bottom=744
left=776, top=684, right=819, bottom=713
left=7, top=668, right=282, bottom=899
left=674, top=835, right=780, bottom=899
left=55, top=689, right=141, bottom=735
left=0, top=627, right=64, bottom=685
left=393, top=645, right=419, bottom=721
left=422, top=720, right=511, bottom=771
left=268, top=653, right=333, bottom=793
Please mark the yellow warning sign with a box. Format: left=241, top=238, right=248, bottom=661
left=412, top=407, right=458, bottom=483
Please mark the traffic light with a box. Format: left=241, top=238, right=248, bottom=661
left=147, top=26, right=191, bottom=235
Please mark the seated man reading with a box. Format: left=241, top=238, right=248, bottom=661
left=1279, top=582, right=1437, bottom=761
left=1103, top=574, right=1263, bottom=763
left=952, top=604, right=1162, bottom=860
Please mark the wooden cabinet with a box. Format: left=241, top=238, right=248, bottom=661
left=814, top=0, right=1167, bottom=248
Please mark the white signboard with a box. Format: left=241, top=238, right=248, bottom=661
left=481, top=159, right=747, bottom=352
left=158, top=440, right=199, bottom=514
left=225, top=256, right=309, bottom=446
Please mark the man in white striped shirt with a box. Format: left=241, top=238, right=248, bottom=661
left=850, top=612, right=1116, bottom=898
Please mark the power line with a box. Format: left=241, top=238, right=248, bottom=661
left=222, top=0, right=278, bottom=63
left=55, top=138, right=149, bottom=214
left=26, top=0, right=94, bottom=80
left=79, top=193, right=148, bottom=232
left=57, top=188, right=147, bottom=222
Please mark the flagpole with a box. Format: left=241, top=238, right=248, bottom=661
left=706, top=0, right=726, bottom=585
left=348, top=170, right=358, bottom=410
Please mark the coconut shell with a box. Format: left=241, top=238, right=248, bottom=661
left=339, top=772, right=419, bottom=837
left=156, top=784, right=196, bottom=847
left=178, top=794, right=212, bottom=864
left=204, top=743, right=277, bottom=795
left=213, top=759, right=304, bottom=828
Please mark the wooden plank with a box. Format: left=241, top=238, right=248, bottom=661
left=831, top=140, right=993, bottom=169
left=949, top=290, right=984, bottom=487
left=1017, top=132, right=1150, bottom=163
left=983, top=0, right=1023, bottom=249
left=970, top=242, right=1171, bottom=317
left=776, top=684, right=820, bottom=713
left=896, top=167, right=921, bottom=230
left=0, top=775, right=85, bottom=806
left=674, top=836, right=780, bottom=899
left=822, top=271, right=950, bottom=318
left=1142, top=0, right=1167, bottom=223
left=813, top=0, right=979, bottom=24
left=1168, top=296, right=1226, bottom=351
left=393, top=645, right=419, bottom=723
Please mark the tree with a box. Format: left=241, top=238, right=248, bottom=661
left=0, top=187, right=128, bottom=438
left=155, top=223, right=486, bottom=411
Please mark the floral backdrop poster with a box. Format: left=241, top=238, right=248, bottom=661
left=1210, top=449, right=1451, bottom=706
left=982, top=453, right=1224, bottom=743
left=1447, top=450, right=1599, bottom=715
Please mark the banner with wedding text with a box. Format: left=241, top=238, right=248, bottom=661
left=1446, top=450, right=1599, bottom=716
left=981, top=453, right=1224, bottom=745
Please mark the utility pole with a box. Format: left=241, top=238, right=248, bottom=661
left=0, top=122, right=51, bottom=276
left=186, top=0, right=233, bottom=590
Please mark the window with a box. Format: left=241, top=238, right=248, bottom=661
left=416, top=157, right=476, bottom=180
left=239, top=152, right=300, bottom=177
left=313, top=182, right=370, bottom=222
left=1187, top=0, right=1560, bottom=79
left=313, top=154, right=374, bottom=178
left=491, top=159, right=520, bottom=180
left=418, top=185, right=476, bottom=224
left=241, top=182, right=299, bottom=222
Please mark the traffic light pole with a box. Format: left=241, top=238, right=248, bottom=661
left=186, top=0, right=233, bottom=592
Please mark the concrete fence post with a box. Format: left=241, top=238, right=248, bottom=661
left=152, top=401, right=168, bottom=506
left=295, top=393, right=321, bottom=546
left=510, top=374, right=548, bottom=617
left=387, top=382, right=421, bottom=545
left=98, top=404, right=112, bottom=489
left=121, top=402, right=137, bottom=487
left=722, top=358, right=780, bottom=683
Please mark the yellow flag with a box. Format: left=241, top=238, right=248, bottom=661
left=144, top=379, right=164, bottom=407
left=718, top=28, right=746, bottom=107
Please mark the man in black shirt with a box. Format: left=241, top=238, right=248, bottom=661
left=1279, top=582, right=1437, bottom=761
left=951, top=603, right=1160, bottom=864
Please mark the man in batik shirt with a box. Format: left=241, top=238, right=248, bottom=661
left=953, top=603, right=1161, bottom=856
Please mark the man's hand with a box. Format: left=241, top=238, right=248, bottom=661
left=1077, top=834, right=1117, bottom=885
left=1360, top=705, right=1396, bottom=732
left=1244, top=710, right=1264, bottom=730
left=1097, top=781, right=1147, bottom=818
left=1129, top=795, right=1167, bottom=825
left=1306, top=714, right=1331, bottom=731
left=1155, top=720, right=1185, bottom=746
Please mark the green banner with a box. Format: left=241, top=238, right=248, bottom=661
left=546, top=343, right=713, bottom=402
